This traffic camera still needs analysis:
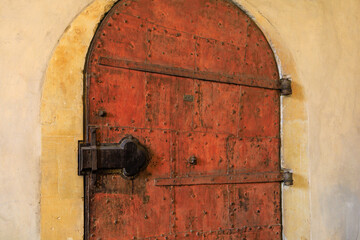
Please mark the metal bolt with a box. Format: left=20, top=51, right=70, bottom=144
left=188, top=156, right=197, bottom=165
left=98, top=110, right=106, bottom=117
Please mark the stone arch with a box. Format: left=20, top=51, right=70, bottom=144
left=40, top=1, right=308, bottom=239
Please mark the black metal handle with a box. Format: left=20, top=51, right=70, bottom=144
left=120, top=136, right=150, bottom=177
left=78, top=134, right=150, bottom=179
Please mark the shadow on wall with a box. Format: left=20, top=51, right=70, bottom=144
left=321, top=185, right=360, bottom=239
left=319, top=129, right=360, bottom=239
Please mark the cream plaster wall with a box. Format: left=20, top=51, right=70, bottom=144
left=0, top=0, right=93, bottom=239
left=1, top=0, right=359, bottom=239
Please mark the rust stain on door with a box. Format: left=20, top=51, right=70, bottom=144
left=83, top=0, right=282, bottom=239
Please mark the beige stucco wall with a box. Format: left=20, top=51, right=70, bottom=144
left=1, top=0, right=360, bottom=239
left=0, top=0, right=93, bottom=239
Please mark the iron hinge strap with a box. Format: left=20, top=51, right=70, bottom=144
left=98, top=56, right=282, bottom=90
left=155, top=170, right=293, bottom=186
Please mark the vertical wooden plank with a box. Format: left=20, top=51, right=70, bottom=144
left=195, top=37, right=245, bottom=77
left=193, top=80, right=241, bottom=134
left=244, top=22, right=279, bottom=81
left=89, top=68, right=146, bottom=129
left=174, top=185, right=230, bottom=232
left=148, top=25, right=196, bottom=70
left=239, top=87, right=280, bottom=138
left=175, top=132, right=228, bottom=176
left=227, top=136, right=280, bottom=173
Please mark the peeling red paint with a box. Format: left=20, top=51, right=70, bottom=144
left=85, top=0, right=281, bottom=239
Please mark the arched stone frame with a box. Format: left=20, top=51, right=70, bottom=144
left=40, top=0, right=309, bottom=239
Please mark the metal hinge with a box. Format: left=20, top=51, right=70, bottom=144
left=280, top=77, right=292, bottom=95
left=281, top=169, right=294, bottom=186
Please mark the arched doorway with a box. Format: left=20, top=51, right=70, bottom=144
left=79, top=0, right=288, bottom=239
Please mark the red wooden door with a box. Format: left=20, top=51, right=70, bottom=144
left=83, top=0, right=282, bottom=239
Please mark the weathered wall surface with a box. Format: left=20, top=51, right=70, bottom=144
left=1, top=0, right=359, bottom=239
left=40, top=1, right=116, bottom=239
left=0, top=0, right=93, bottom=239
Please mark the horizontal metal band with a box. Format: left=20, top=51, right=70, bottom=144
left=154, top=172, right=284, bottom=186
left=98, top=57, right=281, bottom=90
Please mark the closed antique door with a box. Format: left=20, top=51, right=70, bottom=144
left=80, top=0, right=288, bottom=239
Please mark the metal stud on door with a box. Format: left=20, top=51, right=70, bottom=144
left=79, top=0, right=293, bottom=239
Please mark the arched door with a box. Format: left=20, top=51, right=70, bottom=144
left=80, top=0, right=286, bottom=239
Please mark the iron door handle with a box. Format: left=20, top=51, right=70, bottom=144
left=78, top=132, right=150, bottom=179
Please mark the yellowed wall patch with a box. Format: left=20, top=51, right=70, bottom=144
left=40, top=1, right=116, bottom=239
